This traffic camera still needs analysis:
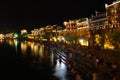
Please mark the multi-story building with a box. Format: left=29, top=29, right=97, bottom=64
left=76, top=18, right=90, bottom=36
left=63, top=20, right=77, bottom=31
left=63, top=18, right=89, bottom=37
left=5, top=33, right=14, bottom=39
left=89, top=11, right=108, bottom=30
left=63, top=20, right=77, bottom=36
left=105, top=0, right=120, bottom=28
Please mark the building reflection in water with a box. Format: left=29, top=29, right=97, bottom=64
left=38, top=45, right=44, bottom=58
left=5, top=40, right=69, bottom=80
left=0, top=39, right=4, bottom=43
left=32, top=43, right=39, bottom=56
left=21, top=41, right=27, bottom=54
left=6, top=39, right=19, bottom=52
left=20, top=41, right=68, bottom=80
left=30, top=42, right=34, bottom=54
left=6, top=39, right=14, bottom=46
left=13, top=39, right=19, bottom=52
left=30, top=42, right=44, bottom=58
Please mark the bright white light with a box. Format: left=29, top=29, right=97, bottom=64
left=57, top=37, right=61, bottom=40
left=21, top=29, right=27, bottom=35
left=79, top=39, right=84, bottom=43
left=79, top=39, right=88, bottom=46
left=54, top=60, right=67, bottom=80
left=61, top=37, right=65, bottom=41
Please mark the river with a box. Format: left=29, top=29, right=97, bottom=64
left=0, top=39, right=73, bottom=80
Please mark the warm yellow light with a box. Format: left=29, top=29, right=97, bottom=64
left=95, top=34, right=101, bottom=45
left=104, top=42, right=115, bottom=49
left=79, top=39, right=88, bottom=46
left=39, top=46, right=44, bottom=58
left=0, top=34, right=4, bottom=39
left=21, top=29, right=27, bottom=35
left=52, top=37, right=57, bottom=42
left=21, top=42, right=27, bottom=54
left=33, top=44, right=39, bottom=55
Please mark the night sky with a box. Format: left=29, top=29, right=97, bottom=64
left=0, top=0, right=114, bottom=33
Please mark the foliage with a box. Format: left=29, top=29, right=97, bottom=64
left=64, top=34, right=79, bottom=45
left=107, top=28, right=120, bottom=50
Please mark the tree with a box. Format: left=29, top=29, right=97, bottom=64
left=64, top=33, right=79, bottom=45
left=107, top=28, right=120, bottom=50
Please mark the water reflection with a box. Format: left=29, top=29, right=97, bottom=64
left=0, top=39, right=4, bottom=43
left=6, top=39, right=14, bottom=46
left=21, top=41, right=27, bottom=54
left=30, top=42, right=44, bottom=58
left=54, top=60, right=67, bottom=80
left=13, top=39, right=19, bottom=52
left=38, top=45, right=44, bottom=58
left=31, top=43, right=39, bottom=56
left=4, top=39, right=68, bottom=80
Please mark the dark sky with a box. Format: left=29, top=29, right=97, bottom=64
left=0, top=0, right=115, bottom=33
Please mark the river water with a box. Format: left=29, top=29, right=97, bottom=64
left=0, top=39, right=76, bottom=80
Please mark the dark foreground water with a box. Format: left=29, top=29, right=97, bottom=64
left=0, top=39, right=73, bottom=80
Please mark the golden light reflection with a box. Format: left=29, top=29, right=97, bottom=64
left=27, top=41, right=31, bottom=47
left=30, top=42, right=44, bottom=58
left=21, top=42, right=27, bottom=54
left=38, top=45, right=44, bottom=58
left=8, top=40, right=14, bottom=46
left=0, top=39, right=4, bottom=43
left=33, top=44, right=39, bottom=56
left=31, top=42, right=34, bottom=54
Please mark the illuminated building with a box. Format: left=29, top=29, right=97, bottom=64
left=76, top=18, right=90, bottom=36
left=63, top=20, right=77, bottom=31
left=0, top=34, right=4, bottom=39
left=63, top=20, right=77, bottom=37
left=21, top=29, right=27, bottom=35
left=5, top=33, right=14, bottom=39
left=105, top=0, right=120, bottom=28
left=21, top=29, right=27, bottom=38
left=63, top=18, right=89, bottom=37
left=89, top=11, right=108, bottom=30
left=76, top=18, right=89, bottom=29
left=44, top=25, right=53, bottom=32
